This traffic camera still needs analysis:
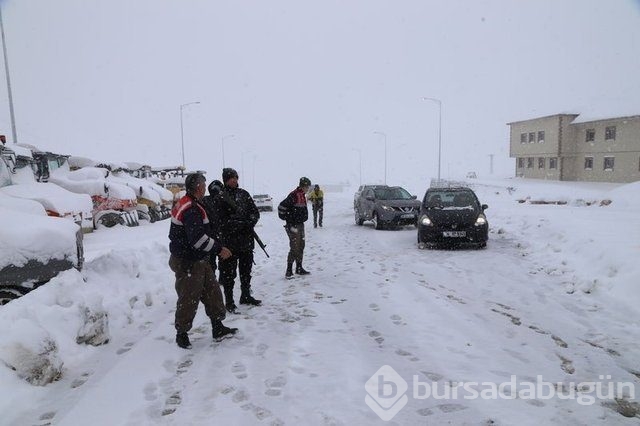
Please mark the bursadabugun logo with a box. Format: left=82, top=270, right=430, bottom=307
left=364, top=365, right=408, bottom=421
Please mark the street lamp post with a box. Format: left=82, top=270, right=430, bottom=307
left=221, top=134, right=235, bottom=168
left=373, top=131, right=387, bottom=184
left=422, top=97, right=442, bottom=181
left=180, top=101, right=200, bottom=169
left=1, top=6, right=18, bottom=144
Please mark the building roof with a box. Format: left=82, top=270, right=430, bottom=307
left=506, top=113, right=579, bottom=126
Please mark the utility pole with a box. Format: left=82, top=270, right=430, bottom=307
left=489, top=154, right=494, bottom=175
left=0, top=6, right=18, bottom=144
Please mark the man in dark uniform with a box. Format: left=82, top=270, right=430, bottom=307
left=210, top=168, right=262, bottom=313
left=168, top=173, right=238, bottom=349
left=201, top=179, right=224, bottom=277
left=279, top=177, right=311, bottom=278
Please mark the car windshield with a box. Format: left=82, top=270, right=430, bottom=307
left=425, top=190, right=477, bottom=209
left=374, top=187, right=412, bottom=200
left=253, top=195, right=269, bottom=199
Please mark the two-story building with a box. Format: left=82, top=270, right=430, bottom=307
left=508, top=113, right=640, bottom=183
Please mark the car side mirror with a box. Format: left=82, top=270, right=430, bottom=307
left=365, top=195, right=374, bottom=201
left=411, top=195, right=417, bottom=199
left=482, top=204, right=488, bottom=210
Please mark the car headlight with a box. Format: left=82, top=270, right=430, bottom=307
left=475, top=215, right=487, bottom=226
left=380, top=205, right=394, bottom=211
left=420, top=215, right=433, bottom=226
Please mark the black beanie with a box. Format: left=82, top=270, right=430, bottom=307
left=299, top=177, right=311, bottom=187
left=222, top=168, right=238, bottom=182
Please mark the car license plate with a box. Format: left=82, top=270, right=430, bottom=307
left=401, top=213, right=415, bottom=219
left=443, top=231, right=466, bottom=237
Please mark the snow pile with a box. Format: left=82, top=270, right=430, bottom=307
left=0, top=234, right=173, bottom=388
left=0, top=207, right=79, bottom=269
left=50, top=166, right=137, bottom=201
left=0, top=182, right=93, bottom=217
left=0, top=321, right=63, bottom=386
left=472, top=178, right=640, bottom=310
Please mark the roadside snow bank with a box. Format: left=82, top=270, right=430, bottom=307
left=0, top=241, right=174, bottom=386
left=473, top=178, right=640, bottom=313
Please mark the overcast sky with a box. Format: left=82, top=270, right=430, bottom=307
left=1, top=0, right=639, bottom=194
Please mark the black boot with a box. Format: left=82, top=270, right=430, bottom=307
left=240, top=293, right=262, bottom=306
left=296, top=265, right=310, bottom=275
left=285, top=263, right=294, bottom=279
left=176, top=332, right=192, bottom=349
left=212, top=319, right=238, bottom=340
left=226, top=301, right=238, bottom=314
left=224, top=286, right=237, bottom=313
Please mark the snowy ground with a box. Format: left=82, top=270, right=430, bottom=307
left=1, top=177, right=639, bottom=425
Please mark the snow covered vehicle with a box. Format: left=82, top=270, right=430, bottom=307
left=0, top=193, right=84, bottom=305
left=48, top=157, right=140, bottom=228
left=0, top=141, right=93, bottom=232
left=108, top=165, right=173, bottom=222
left=148, top=166, right=204, bottom=206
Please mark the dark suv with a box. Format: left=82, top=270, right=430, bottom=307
left=354, top=185, right=421, bottom=229
left=417, top=187, right=488, bottom=248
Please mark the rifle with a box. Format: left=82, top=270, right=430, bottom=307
left=253, top=231, right=270, bottom=258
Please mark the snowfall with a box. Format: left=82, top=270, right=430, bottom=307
left=0, top=177, right=639, bottom=426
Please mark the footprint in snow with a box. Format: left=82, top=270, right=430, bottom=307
left=390, top=314, right=403, bottom=325
left=368, top=330, right=384, bottom=345
left=255, top=343, right=269, bottom=357
left=265, top=376, right=287, bottom=396
left=161, top=391, right=182, bottom=416
left=232, top=361, right=248, bottom=379
left=70, top=371, right=92, bottom=389
left=239, top=402, right=273, bottom=420
left=116, top=342, right=135, bottom=355
left=144, top=382, right=158, bottom=401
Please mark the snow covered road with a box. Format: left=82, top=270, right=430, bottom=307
left=1, top=180, right=639, bottom=425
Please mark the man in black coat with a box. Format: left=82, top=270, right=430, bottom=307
left=201, top=179, right=224, bottom=277
left=210, top=168, right=262, bottom=313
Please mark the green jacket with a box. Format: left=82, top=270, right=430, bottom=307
left=309, top=189, right=324, bottom=207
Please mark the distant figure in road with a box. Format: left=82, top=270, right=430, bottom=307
left=308, top=184, right=324, bottom=228
left=168, top=173, right=237, bottom=349
left=210, top=168, right=262, bottom=313
left=278, top=177, right=311, bottom=279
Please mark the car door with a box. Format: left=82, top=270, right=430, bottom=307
left=361, top=188, right=375, bottom=219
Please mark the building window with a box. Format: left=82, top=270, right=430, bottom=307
left=528, top=132, right=535, bottom=143
left=520, top=133, right=527, bottom=144
left=584, top=157, right=593, bottom=170
left=517, top=158, right=525, bottom=168
left=527, top=158, right=533, bottom=168
left=537, top=131, right=545, bottom=143
left=605, top=126, right=616, bottom=141
left=538, top=157, right=545, bottom=169
left=549, top=157, right=557, bottom=169
left=585, top=129, right=595, bottom=142
left=604, top=156, right=615, bottom=171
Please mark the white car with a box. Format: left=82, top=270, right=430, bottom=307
left=252, top=194, right=273, bottom=211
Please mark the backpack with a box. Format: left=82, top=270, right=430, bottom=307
left=277, top=198, right=289, bottom=221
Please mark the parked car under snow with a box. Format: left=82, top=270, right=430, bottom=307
left=0, top=194, right=84, bottom=305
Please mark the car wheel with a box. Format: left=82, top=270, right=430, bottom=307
left=0, top=287, right=28, bottom=305
left=372, top=211, right=384, bottom=230
left=478, top=241, right=487, bottom=249
left=355, top=210, right=364, bottom=226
